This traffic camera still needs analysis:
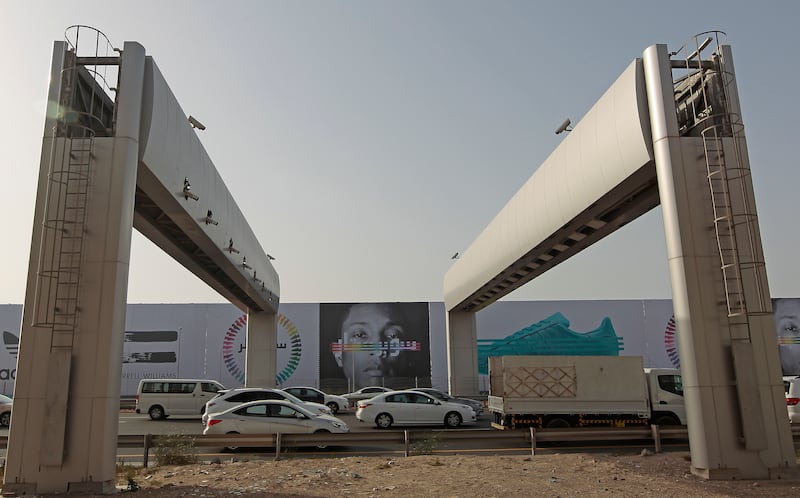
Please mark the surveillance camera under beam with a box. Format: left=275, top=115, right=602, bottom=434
left=188, top=115, right=206, bottom=130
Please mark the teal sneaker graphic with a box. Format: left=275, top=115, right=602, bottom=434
left=477, top=312, right=623, bottom=375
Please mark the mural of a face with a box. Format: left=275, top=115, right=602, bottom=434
left=775, top=298, right=800, bottom=375
left=334, top=303, right=406, bottom=389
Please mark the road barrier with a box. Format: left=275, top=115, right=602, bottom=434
left=527, top=425, right=689, bottom=454
left=120, top=398, right=136, bottom=410
left=138, top=426, right=688, bottom=467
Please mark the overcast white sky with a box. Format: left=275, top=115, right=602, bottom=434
left=1, top=1, right=798, bottom=305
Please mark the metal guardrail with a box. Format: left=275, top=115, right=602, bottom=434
left=528, top=425, right=690, bottom=454
left=139, top=426, right=678, bottom=467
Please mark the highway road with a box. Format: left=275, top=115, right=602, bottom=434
left=0, top=411, right=692, bottom=465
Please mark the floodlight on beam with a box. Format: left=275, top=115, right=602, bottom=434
left=204, top=210, right=219, bottom=225
left=182, top=177, right=199, bottom=201
left=225, top=238, right=240, bottom=254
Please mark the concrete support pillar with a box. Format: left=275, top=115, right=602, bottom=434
left=446, top=310, right=479, bottom=396
left=245, top=310, right=277, bottom=387
left=643, top=43, right=796, bottom=479
left=4, top=42, right=146, bottom=494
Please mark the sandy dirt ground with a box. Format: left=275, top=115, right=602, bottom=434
left=40, top=450, right=800, bottom=498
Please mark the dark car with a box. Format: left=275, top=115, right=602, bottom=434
left=410, top=388, right=484, bottom=416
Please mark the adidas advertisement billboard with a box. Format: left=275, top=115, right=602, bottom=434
left=0, top=298, right=797, bottom=397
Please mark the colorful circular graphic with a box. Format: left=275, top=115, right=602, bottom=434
left=664, top=315, right=680, bottom=368
left=221, top=313, right=302, bottom=385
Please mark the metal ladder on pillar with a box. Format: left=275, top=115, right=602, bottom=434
left=702, top=123, right=770, bottom=319
left=702, top=126, right=745, bottom=318
left=32, top=69, right=94, bottom=350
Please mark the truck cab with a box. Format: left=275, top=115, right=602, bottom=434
left=644, top=368, right=686, bottom=425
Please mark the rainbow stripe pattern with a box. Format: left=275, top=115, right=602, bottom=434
left=330, top=340, right=421, bottom=354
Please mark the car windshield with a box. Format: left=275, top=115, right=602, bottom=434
left=419, top=390, right=447, bottom=401
left=280, top=391, right=307, bottom=405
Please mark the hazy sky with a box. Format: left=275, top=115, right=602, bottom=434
left=1, top=1, right=798, bottom=305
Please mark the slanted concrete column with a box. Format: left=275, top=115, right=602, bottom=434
left=245, top=310, right=277, bottom=387
left=4, top=42, right=146, bottom=494
left=643, top=43, right=796, bottom=479
left=446, top=310, right=479, bottom=396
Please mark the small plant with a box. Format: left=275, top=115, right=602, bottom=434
left=116, top=462, right=140, bottom=491
left=152, top=433, right=198, bottom=466
left=409, top=432, right=441, bottom=456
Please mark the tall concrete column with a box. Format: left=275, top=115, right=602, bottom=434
left=245, top=310, right=277, bottom=387
left=446, top=310, right=479, bottom=396
left=643, top=43, right=795, bottom=479
left=4, top=42, right=146, bottom=494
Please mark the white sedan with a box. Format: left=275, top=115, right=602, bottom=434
left=204, top=400, right=349, bottom=450
left=283, top=386, right=349, bottom=414
left=202, top=388, right=330, bottom=424
left=356, top=390, right=477, bottom=429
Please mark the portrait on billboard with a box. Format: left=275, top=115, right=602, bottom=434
left=775, top=298, right=800, bottom=376
left=319, top=302, right=432, bottom=394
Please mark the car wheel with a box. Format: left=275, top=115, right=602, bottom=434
left=444, top=411, right=462, bottom=428
left=148, top=405, right=165, bottom=420
left=0, top=411, right=10, bottom=427
left=326, top=401, right=339, bottom=414
left=224, top=431, right=240, bottom=452
left=314, top=429, right=331, bottom=449
left=653, top=414, right=680, bottom=426
left=375, top=413, right=393, bottom=429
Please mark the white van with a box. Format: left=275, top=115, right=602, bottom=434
left=136, top=379, right=225, bottom=420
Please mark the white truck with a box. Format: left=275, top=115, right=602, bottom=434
left=488, top=355, right=686, bottom=429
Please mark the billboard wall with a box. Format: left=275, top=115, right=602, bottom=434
left=0, top=298, right=796, bottom=397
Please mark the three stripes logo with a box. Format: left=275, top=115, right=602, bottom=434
left=3, top=331, right=18, bottom=359
left=1, top=331, right=18, bottom=381
left=221, top=314, right=302, bottom=385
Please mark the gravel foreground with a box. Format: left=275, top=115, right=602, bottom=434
left=20, top=451, right=800, bottom=497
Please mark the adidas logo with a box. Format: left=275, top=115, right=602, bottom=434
left=3, top=331, right=18, bottom=359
